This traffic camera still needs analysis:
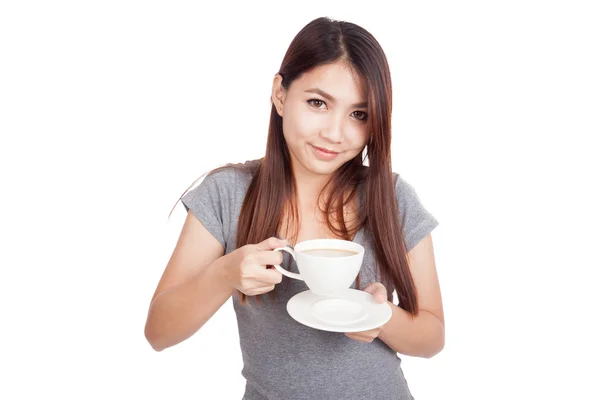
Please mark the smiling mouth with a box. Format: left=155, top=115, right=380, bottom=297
left=311, top=145, right=339, bottom=154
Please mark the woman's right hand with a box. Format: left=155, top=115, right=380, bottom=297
left=223, top=237, right=288, bottom=296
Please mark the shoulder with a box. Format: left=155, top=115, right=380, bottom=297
left=356, top=167, right=420, bottom=203
left=181, top=159, right=261, bottom=206
left=391, top=171, right=426, bottom=211
left=391, top=171, right=439, bottom=250
left=200, top=158, right=261, bottom=190
left=392, top=172, right=417, bottom=198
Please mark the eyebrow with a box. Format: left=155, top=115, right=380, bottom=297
left=305, top=88, right=368, bottom=108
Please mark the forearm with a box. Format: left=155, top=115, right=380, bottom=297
left=377, top=301, right=445, bottom=358
left=144, top=256, right=234, bottom=352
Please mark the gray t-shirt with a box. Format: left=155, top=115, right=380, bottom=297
left=181, top=159, right=439, bottom=400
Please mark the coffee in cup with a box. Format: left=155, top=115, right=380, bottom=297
left=273, top=238, right=364, bottom=296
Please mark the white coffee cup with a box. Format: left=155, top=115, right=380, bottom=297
left=273, top=238, right=365, bottom=296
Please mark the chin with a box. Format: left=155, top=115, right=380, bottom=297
left=307, top=161, right=341, bottom=176
left=303, top=155, right=351, bottom=176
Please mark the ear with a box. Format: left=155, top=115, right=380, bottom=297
left=271, top=74, right=286, bottom=117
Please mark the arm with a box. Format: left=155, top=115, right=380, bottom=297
left=378, top=234, right=445, bottom=358
left=144, top=211, right=286, bottom=352
left=144, top=211, right=231, bottom=352
left=346, top=234, right=444, bottom=358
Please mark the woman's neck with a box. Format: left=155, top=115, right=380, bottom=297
left=291, top=163, right=332, bottom=209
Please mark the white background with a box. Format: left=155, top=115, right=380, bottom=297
left=1, top=1, right=599, bottom=399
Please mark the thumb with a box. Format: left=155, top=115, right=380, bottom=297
left=255, top=237, right=288, bottom=251
left=363, top=282, right=387, bottom=304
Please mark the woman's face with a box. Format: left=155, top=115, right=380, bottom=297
left=272, top=61, right=370, bottom=178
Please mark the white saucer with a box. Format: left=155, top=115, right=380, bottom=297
left=286, top=289, right=392, bottom=333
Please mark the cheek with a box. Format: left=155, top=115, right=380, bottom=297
left=347, top=125, right=370, bottom=148
left=283, top=107, right=322, bottom=141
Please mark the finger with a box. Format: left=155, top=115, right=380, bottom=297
left=256, top=250, right=284, bottom=266
left=256, top=268, right=283, bottom=285
left=255, top=237, right=288, bottom=251
left=245, top=285, right=276, bottom=296
left=361, top=329, right=379, bottom=337
left=256, top=285, right=276, bottom=295
left=350, top=329, right=378, bottom=338
left=346, top=328, right=378, bottom=337
left=345, top=333, right=374, bottom=343
left=363, top=282, right=387, bottom=303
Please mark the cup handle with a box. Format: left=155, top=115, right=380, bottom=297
left=272, top=247, right=303, bottom=281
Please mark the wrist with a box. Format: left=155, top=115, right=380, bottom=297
left=378, top=301, right=395, bottom=338
left=211, top=253, right=237, bottom=293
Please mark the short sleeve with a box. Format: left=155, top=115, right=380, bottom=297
left=181, top=169, right=235, bottom=248
left=394, top=174, right=439, bottom=251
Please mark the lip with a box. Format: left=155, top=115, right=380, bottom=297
left=311, top=145, right=339, bottom=155
left=310, top=144, right=340, bottom=161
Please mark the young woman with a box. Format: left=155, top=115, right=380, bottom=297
left=145, top=16, right=444, bottom=400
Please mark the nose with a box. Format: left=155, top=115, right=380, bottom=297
left=319, top=113, right=345, bottom=143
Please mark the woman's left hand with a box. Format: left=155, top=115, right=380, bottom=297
left=344, top=282, right=388, bottom=343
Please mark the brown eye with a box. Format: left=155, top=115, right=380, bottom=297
left=352, top=111, right=368, bottom=121
left=308, top=99, right=326, bottom=108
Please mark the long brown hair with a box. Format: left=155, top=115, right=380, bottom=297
left=174, top=17, right=418, bottom=315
